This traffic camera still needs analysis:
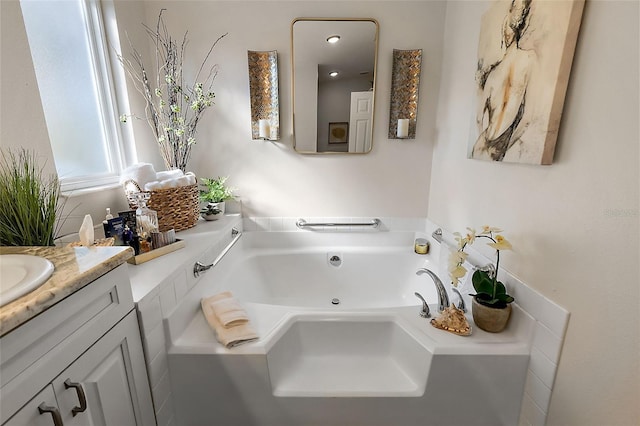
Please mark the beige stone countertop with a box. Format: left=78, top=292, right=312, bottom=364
left=0, top=245, right=134, bottom=336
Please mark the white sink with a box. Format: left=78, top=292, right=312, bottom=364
left=0, top=254, right=54, bottom=307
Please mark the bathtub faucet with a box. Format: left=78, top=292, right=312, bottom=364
left=416, top=268, right=450, bottom=312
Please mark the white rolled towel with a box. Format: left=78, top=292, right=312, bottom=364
left=144, top=181, right=162, bottom=191
left=144, top=175, right=192, bottom=191
left=119, top=163, right=157, bottom=188
left=185, top=172, right=197, bottom=185
left=156, top=169, right=184, bottom=181
left=175, top=175, right=191, bottom=187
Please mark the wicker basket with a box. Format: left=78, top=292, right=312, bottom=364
left=123, top=180, right=200, bottom=232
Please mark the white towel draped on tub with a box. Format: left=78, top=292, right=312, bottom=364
left=201, top=291, right=258, bottom=348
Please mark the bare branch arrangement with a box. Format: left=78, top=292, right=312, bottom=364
left=119, top=9, right=227, bottom=171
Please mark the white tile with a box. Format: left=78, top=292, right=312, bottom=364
left=518, top=415, right=532, bottom=426
left=148, top=349, right=169, bottom=389
left=185, top=266, right=198, bottom=291
left=282, top=217, right=298, bottom=231
left=137, top=296, right=162, bottom=336
left=159, top=282, right=177, bottom=317
left=529, top=348, right=557, bottom=389
left=538, top=296, right=570, bottom=338
left=519, top=394, right=547, bottom=426
left=269, top=217, right=284, bottom=231
left=254, top=217, right=269, bottom=231
left=144, top=323, right=166, bottom=363
left=173, top=270, right=188, bottom=302
left=155, top=393, right=174, bottom=426
left=242, top=217, right=256, bottom=231
left=510, top=279, right=544, bottom=321
left=152, top=370, right=172, bottom=411
left=524, top=370, right=552, bottom=414
left=533, top=322, right=564, bottom=364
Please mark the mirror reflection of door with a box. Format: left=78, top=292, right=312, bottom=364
left=292, top=18, right=378, bottom=154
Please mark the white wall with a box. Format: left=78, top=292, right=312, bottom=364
left=4, top=1, right=638, bottom=423
left=429, top=1, right=639, bottom=425
left=0, top=0, right=56, bottom=175
left=2, top=0, right=444, bottom=227
left=122, top=1, right=446, bottom=218
left=0, top=0, right=144, bottom=238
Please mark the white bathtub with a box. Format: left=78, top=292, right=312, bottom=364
left=167, top=229, right=533, bottom=426
left=215, top=232, right=441, bottom=309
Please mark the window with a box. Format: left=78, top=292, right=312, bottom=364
left=21, top=0, right=135, bottom=191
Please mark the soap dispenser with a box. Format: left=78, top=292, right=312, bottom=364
left=102, top=208, right=114, bottom=237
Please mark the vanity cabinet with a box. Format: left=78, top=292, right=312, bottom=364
left=3, top=385, right=58, bottom=426
left=0, top=264, right=155, bottom=426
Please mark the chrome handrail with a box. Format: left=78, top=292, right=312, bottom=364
left=296, top=218, right=381, bottom=229
left=193, top=227, right=242, bottom=277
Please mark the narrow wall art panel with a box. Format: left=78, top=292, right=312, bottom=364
left=248, top=50, right=280, bottom=140
left=389, top=49, right=422, bottom=139
left=469, top=0, right=585, bottom=164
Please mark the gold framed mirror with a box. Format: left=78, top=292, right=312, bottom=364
left=291, top=18, right=379, bottom=154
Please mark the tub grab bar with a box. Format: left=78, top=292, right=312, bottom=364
left=194, top=227, right=242, bottom=277
left=296, top=218, right=381, bottom=229
left=432, top=228, right=443, bottom=243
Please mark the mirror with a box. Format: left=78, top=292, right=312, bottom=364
left=292, top=18, right=379, bottom=154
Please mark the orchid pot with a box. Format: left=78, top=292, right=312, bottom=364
left=471, top=296, right=512, bottom=333
left=449, top=226, right=515, bottom=333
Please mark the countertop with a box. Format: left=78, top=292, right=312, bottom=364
left=0, top=245, right=134, bottom=336
left=127, top=214, right=243, bottom=302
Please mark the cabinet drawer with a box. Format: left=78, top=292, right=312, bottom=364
left=0, top=264, right=134, bottom=423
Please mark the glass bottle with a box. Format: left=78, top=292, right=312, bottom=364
left=133, top=192, right=158, bottom=252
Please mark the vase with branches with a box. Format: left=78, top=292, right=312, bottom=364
left=119, top=9, right=227, bottom=172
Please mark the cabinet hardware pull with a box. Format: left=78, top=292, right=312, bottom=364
left=64, top=379, right=87, bottom=416
left=38, top=403, right=64, bottom=426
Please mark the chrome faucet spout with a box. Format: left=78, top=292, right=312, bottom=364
left=414, top=292, right=431, bottom=318
left=416, top=268, right=450, bottom=312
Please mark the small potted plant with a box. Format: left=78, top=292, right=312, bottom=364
left=199, top=176, right=234, bottom=221
left=449, top=226, right=515, bottom=332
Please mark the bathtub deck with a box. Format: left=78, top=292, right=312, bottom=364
left=169, top=302, right=534, bottom=357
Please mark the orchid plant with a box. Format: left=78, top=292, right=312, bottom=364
left=449, top=226, right=515, bottom=309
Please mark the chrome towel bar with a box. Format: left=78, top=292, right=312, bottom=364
left=194, top=227, right=242, bottom=277
left=296, top=218, right=381, bottom=229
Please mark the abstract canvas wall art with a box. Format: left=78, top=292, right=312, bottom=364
left=469, top=0, right=585, bottom=165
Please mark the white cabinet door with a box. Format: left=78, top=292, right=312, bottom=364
left=4, top=385, right=61, bottom=426
left=52, top=311, right=155, bottom=426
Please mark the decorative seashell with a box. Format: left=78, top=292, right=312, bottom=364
left=430, top=304, right=472, bottom=336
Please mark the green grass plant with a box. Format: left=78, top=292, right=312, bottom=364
left=0, top=149, right=66, bottom=246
